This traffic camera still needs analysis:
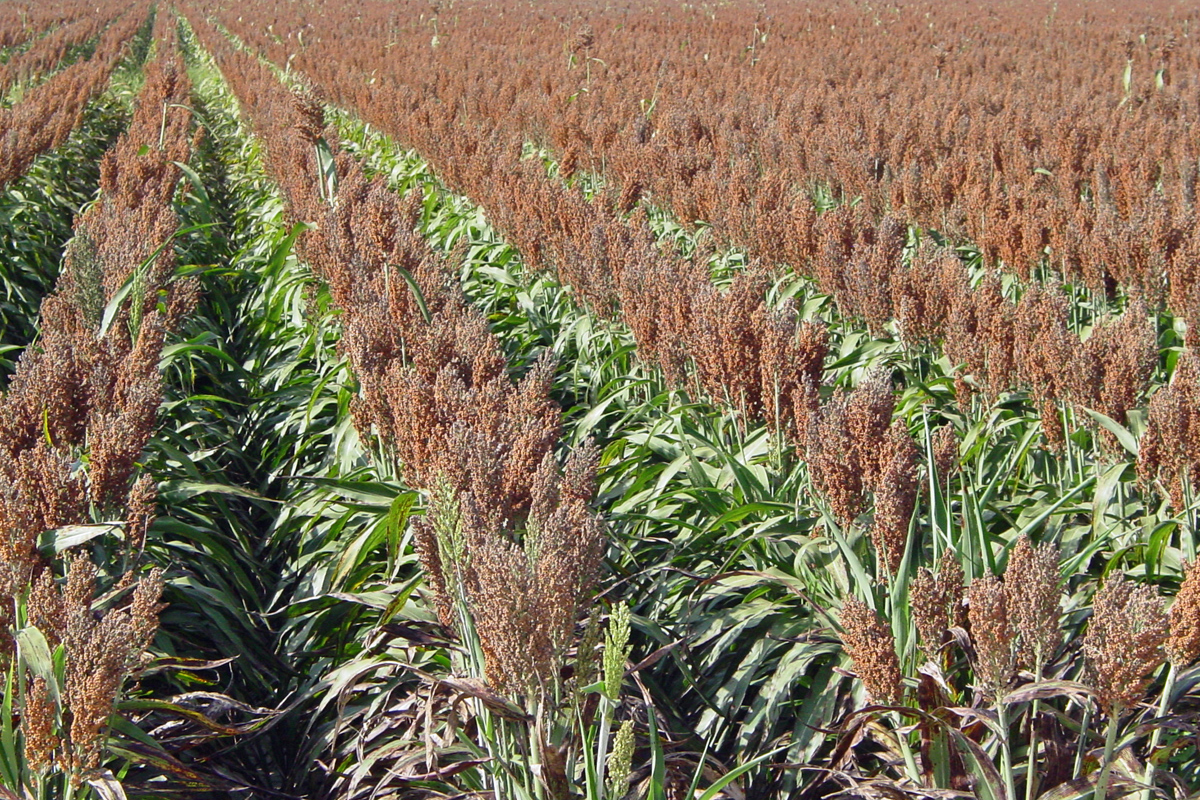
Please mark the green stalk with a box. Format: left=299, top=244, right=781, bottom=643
left=892, top=710, right=921, bottom=785
left=453, top=595, right=510, bottom=797
left=922, top=413, right=944, bottom=558
left=1, top=662, right=18, bottom=792
left=931, top=725, right=952, bottom=789
left=1073, top=703, right=1093, bottom=780
left=1024, top=664, right=1044, bottom=800
left=595, top=699, right=613, bottom=796
left=524, top=713, right=544, bottom=800
left=478, top=701, right=504, bottom=799
left=16, top=658, right=28, bottom=794
left=1141, top=662, right=1176, bottom=800
left=1184, top=477, right=1198, bottom=564
left=1094, top=711, right=1121, bottom=800
left=996, top=697, right=1018, bottom=800
left=1060, top=403, right=1074, bottom=492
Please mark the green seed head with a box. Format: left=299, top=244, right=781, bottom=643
left=603, top=602, right=631, bottom=702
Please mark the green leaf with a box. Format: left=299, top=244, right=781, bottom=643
left=392, top=264, right=432, bottom=323
left=385, top=492, right=416, bottom=573
left=97, top=269, right=137, bottom=338
left=156, top=480, right=274, bottom=503
left=86, top=769, right=129, bottom=800
left=1082, top=407, right=1139, bottom=456
left=39, top=522, right=123, bottom=555
left=947, top=725, right=1008, bottom=800
left=96, top=220, right=219, bottom=339
left=265, top=222, right=308, bottom=277
left=172, top=159, right=213, bottom=211
left=648, top=707, right=667, bottom=800
left=0, top=668, right=17, bottom=790
left=696, top=744, right=787, bottom=800
left=15, top=627, right=54, bottom=683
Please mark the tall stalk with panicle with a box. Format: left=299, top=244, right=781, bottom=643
left=190, top=21, right=622, bottom=791
left=0, top=18, right=193, bottom=795
left=1085, top=573, right=1168, bottom=800
left=1143, top=560, right=1200, bottom=799
left=969, top=575, right=1018, bottom=800
left=1004, top=536, right=1063, bottom=800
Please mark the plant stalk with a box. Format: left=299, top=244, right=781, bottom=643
left=1094, top=710, right=1121, bottom=800
left=1141, top=662, right=1176, bottom=800
left=596, top=699, right=614, bottom=795
left=1024, top=663, right=1044, bottom=800
left=996, top=696, right=1018, bottom=800
left=1073, top=703, right=1093, bottom=780
left=892, top=710, right=922, bottom=785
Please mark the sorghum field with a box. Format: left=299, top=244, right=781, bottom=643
left=4, top=1, right=1200, bottom=798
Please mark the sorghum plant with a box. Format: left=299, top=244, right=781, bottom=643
left=0, top=23, right=194, bottom=796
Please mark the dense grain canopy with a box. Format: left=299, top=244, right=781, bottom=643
left=3, top=1, right=1200, bottom=797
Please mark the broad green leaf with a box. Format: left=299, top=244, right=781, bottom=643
left=39, top=522, right=122, bottom=555
left=1082, top=407, right=1139, bottom=456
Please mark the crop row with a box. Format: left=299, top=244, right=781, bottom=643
left=199, top=0, right=1188, bottom=510
left=177, top=2, right=1200, bottom=797
left=0, top=0, right=111, bottom=53
left=0, top=9, right=197, bottom=794
left=3, top=2, right=1200, bottom=798
left=0, top=3, right=148, bottom=189
left=0, top=11, right=118, bottom=100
